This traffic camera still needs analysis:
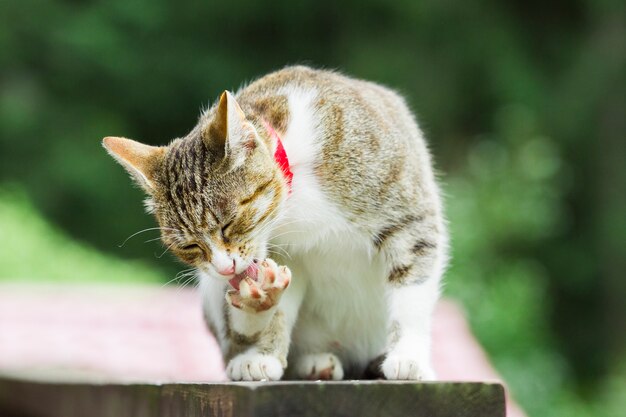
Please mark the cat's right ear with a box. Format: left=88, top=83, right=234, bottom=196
left=102, top=137, right=165, bottom=194
left=203, top=91, right=257, bottom=168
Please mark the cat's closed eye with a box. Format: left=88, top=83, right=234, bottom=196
left=180, top=243, right=202, bottom=252
left=176, top=243, right=208, bottom=264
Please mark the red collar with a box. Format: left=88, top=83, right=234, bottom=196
left=264, top=122, right=293, bottom=192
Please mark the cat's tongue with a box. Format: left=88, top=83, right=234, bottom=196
left=228, top=262, right=259, bottom=290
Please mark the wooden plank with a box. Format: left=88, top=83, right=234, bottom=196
left=0, top=377, right=505, bottom=417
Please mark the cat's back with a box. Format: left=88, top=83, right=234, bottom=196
left=238, top=65, right=415, bottom=140
left=238, top=66, right=438, bottom=233
left=238, top=65, right=431, bottom=174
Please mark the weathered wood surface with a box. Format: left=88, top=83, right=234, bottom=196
left=0, top=284, right=523, bottom=416
left=0, top=377, right=505, bottom=417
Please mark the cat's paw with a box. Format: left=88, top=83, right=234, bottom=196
left=226, top=258, right=291, bottom=314
left=227, top=351, right=284, bottom=381
left=294, top=353, right=344, bottom=380
left=381, top=355, right=435, bottom=381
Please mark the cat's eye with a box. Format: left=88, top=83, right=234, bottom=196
left=180, top=243, right=201, bottom=252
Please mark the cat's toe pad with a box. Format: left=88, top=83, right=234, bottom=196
left=295, top=353, right=344, bottom=380
left=227, top=351, right=284, bottom=381
left=226, top=258, right=291, bottom=313
left=381, top=355, right=435, bottom=381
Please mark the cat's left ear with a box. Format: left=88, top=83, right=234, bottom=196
left=205, top=91, right=257, bottom=168
left=102, top=136, right=165, bottom=194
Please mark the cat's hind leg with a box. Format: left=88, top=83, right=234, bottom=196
left=293, top=352, right=344, bottom=380
left=376, top=213, right=446, bottom=381
left=381, top=278, right=439, bottom=380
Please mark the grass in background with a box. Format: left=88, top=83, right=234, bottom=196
left=0, top=186, right=164, bottom=284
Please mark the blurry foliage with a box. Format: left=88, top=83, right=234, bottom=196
left=444, top=105, right=624, bottom=417
left=0, top=0, right=624, bottom=416
left=0, top=186, right=164, bottom=284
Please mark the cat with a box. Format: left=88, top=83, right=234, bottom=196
left=103, top=65, right=447, bottom=381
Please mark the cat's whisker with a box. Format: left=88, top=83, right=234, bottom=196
left=251, top=214, right=283, bottom=237
left=161, top=267, right=196, bottom=288
left=268, top=247, right=291, bottom=260
left=254, top=208, right=308, bottom=233
left=162, top=276, right=183, bottom=288
left=266, top=245, right=292, bottom=254
left=176, top=278, right=190, bottom=292
left=266, top=241, right=287, bottom=248
left=266, top=217, right=307, bottom=229
left=173, top=273, right=195, bottom=291
left=155, top=241, right=178, bottom=259
left=267, top=229, right=308, bottom=240
left=118, top=227, right=180, bottom=248
left=175, top=268, right=195, bottom=277
left=186, top=278, right=201, bottom=294
left=267, top=240, right=293, bottom=250
left=143, top=236, right=163, bottom=244
left=162, top=276, right=182, bottom=288
left=266, top=241, right=293, bottom=247
left=184, top=275, right=198, bottom=288
left=254, top=218, right=306, bottom=237
left=266, top=241, right=293, bottom=249
left=267, top=244, right=291, bottom=258
left=176, top=273, right=199, bottom=294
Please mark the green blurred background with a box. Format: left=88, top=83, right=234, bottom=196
left=0, top=1, right=624, bottom=415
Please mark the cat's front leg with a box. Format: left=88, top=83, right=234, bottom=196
left=224, top=259, right=293, bottom=381
left=226, top=259, right=291, bottom=315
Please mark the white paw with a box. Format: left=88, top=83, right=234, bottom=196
left=381, top=355, right=435, bottom=381
left=226, top=258, right=291, bottom=314
left=295, top=353, right=344, bottom=380
left=227, top=352, right=284, bottom=381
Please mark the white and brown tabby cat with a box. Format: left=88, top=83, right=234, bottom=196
left=103, top=66, right=447, bottom=381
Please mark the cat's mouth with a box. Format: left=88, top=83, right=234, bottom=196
left=228, top=262, right=259, bottom=290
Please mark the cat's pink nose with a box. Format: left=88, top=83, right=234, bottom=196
left=217, top=260, right=236, bottom=276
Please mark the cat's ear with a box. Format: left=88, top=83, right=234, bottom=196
left=102, top=136, right=165, bottom=194
left=205, top=91, right=257, bottom=167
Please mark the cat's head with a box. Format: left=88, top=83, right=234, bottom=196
left=103, top=91, right=288, bottom=280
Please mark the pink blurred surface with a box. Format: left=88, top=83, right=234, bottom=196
left=0, top=284, right=524, bottom=416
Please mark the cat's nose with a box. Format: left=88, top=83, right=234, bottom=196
left=216, top=259, right=236, bottom=276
